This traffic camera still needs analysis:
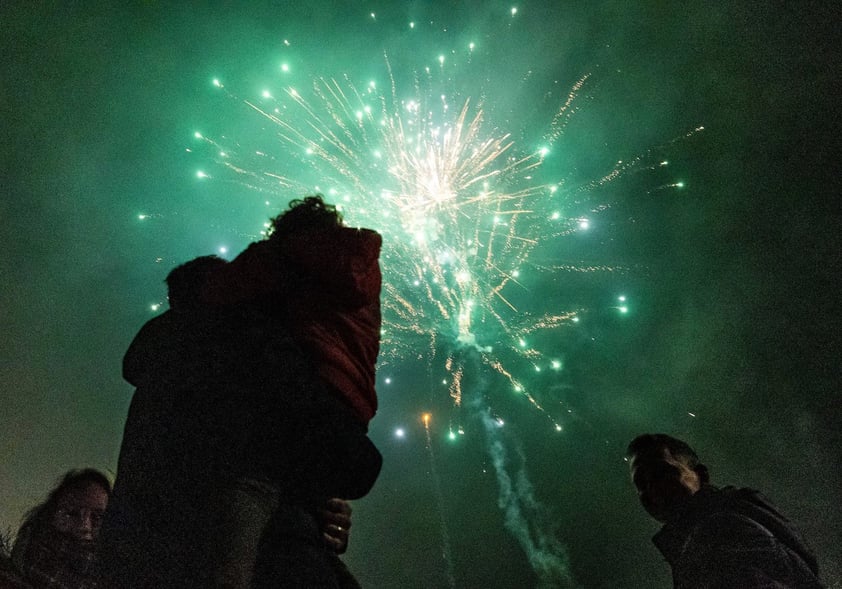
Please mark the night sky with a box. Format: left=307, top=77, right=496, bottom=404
left=2, top=2, right=839, bottom=588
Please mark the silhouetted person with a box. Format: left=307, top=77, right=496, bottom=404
left=10, top=469, right=111, bottom=589
left=201, top=195, right=383, bottom=587
left=102, top=255, right=248, bottom=586
left=627, top=434, right=823, bottom=588
left=103, top=195, right=382, bottom=587
left=114, top=255, right=231, bottom=495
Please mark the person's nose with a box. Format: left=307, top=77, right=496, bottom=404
left=74, top=510, right=99, bottom=539
left=78, top=518, right=94, bottom=538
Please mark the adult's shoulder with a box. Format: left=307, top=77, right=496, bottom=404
left=202, top=240, right=284, bottom=305
left=681, top=507, right=822, bottom=588
left=123, top=311, right=181, bottom=385
left=689, top=507, right=775, bottom=546
left=0, top=552, right=24, bottom=582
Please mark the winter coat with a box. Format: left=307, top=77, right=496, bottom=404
left=202, top=226, right=382, bottom=425
left=116, top=301, right=381, bottom=505
left=653, top=485, right=823, bottom=588
left=11, top=526, right=99, bottom=589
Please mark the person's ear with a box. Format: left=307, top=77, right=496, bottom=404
left=695, top=463, right=710, bottom=484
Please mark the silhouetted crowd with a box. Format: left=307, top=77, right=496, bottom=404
left=1, top=197, right=825, bottom=588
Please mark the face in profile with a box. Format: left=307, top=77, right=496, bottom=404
left=51, top=482, right=109, bottom=542
left=630, top=446, right=702, bottom=522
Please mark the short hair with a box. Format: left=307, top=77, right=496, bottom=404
left=166, top=255, right=227, bottom=310
left=626, top=433, right=710, bottom=483
left=16, top=469, right=112, bottom=540
left=268, top=195, right=343, bottom=239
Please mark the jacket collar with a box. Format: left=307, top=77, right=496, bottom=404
left=651, top=484, right=719, bottom=564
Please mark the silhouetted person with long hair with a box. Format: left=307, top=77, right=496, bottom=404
left=10, top=469, right=111, bottom=589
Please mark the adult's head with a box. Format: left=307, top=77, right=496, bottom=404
left=626, top=434, right=710, bottom=522
left=166, top=255, right=227, bottom=311
left=21, top=469, right=112, bottom=543
left=268, top=195, right=344, bottom=240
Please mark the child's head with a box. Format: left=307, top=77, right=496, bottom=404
left=268, top=195, right=343, bottom=239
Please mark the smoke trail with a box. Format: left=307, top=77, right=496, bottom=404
left=477, top=407, right=579, bottom=589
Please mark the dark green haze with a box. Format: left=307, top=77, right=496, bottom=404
left=1, top=3, right=839, bottom=588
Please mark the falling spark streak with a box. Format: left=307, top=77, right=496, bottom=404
left=423, top=413, right=456, bottom=589
left=486, top=359, right=544, bottom=413
left=447, top=363, right=464, bottom=406
left=545, top=74, right=590, bottom=144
